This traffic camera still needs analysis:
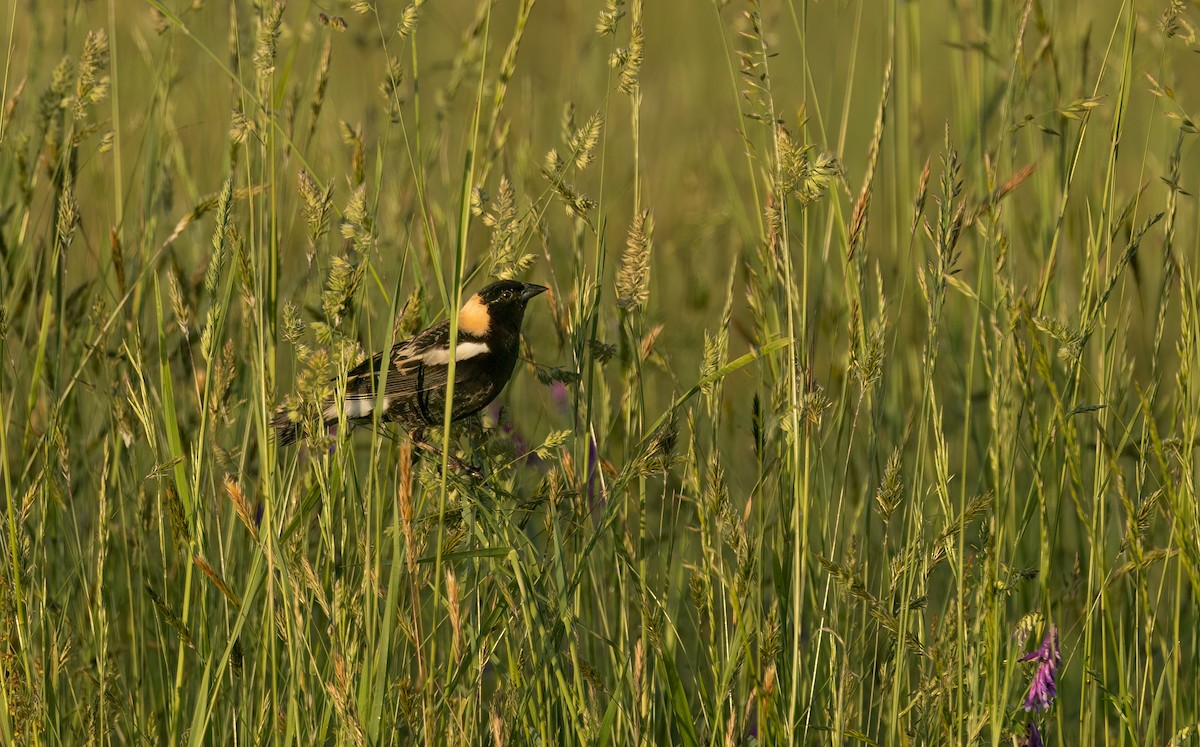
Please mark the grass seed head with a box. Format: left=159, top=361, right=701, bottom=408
left=596, top=0, right=625, bottom=35
left=617, top=209, right=653, bottom=311
left=619, top=22, right=643, bottom=95
left=253, top=3, right=285, bottom=83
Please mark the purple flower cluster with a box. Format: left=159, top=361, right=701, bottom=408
left=1016, top=622, right=1060, bottom=746
left=1019, top=624, right=1061, bottom=712
left=1020, top=720, right=1043, bottom=747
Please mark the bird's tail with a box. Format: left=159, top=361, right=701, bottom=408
left=271, top=411, right=305, bottom=446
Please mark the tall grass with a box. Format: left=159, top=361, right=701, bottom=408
left=2, top=0, right=1198, bottom=744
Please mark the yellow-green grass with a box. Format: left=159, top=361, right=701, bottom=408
left=1, top=1, right=1198, bottom=744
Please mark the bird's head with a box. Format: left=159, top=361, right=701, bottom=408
left=457, top=280, right=547, bottom=337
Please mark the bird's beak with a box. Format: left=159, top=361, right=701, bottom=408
left=520, top=284, right=548, bottom=302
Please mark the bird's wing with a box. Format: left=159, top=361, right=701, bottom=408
left=330, top=322, right=493, bottom=421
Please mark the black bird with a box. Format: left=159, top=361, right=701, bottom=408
left=273, top=280, right=547, bottom=466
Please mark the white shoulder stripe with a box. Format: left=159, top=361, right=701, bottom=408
left=323, top=398, right=375, bottom=420
left=421, top=341, right=490, bottom=365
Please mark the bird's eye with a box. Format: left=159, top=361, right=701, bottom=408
left=502, top=290, right=514, bottom=301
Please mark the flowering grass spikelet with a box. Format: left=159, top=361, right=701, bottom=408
left=253, top=3, right=284, bottom=82
left=617, top=209, right=652, bottom=311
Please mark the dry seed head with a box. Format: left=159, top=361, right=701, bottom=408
left=561, top=101, right=576, bottom=142
left=145, top=583, right=195, bottom=649
left=762, top=663, right=777, bottom=698
left=638, top=323, right=664, bottom=364
left=337, top=119, right=359, bottom=144
left=763, top=195, right=783, bottom=271
left=848, top=182, right=871, bottom=259
left=535, top=430, right=572, bottom=461
left=774, top=126, right=809, bottom=194
left=206, top=178, right=234, bottom=295
left=253, top=3, right=285, bottom=82
left=282, top=302, right=305, bottom=346
left=396, top=288, right=424, bottom=339
left=910, top=156, right=933, bottom=237
left=167, top=270, right=190, bottom=337
left=629, top=415, right=677, bottom=477
left=194, top=555, right=240, bottom=607
left=616, top=209, right=653, bottom=311
left=704, top=454, right=728, bottom=514
left=446, top=569, right=462, bottom=659
left=321, top=255, right=363, bottom=327
left=544, top=176, right=596, bottom=222
left=1160, top=0, right=1195, bottom=40
left=224, top=475, right=258, bottom=541
left=325, top=656, right=367, bottom=747
left=398, top=442, right=417, bottom=573
left=489, top=695, right=505, bottom=747
left=397, top=2, right=423, bottom=40
left=339, top=121, right=365, bottom=185
left=544, top=148, right=566, bottom=174
left=632, top=639, right=644, bottom=702
left=340, top=183, right=369, bottom=242
left=74, top=29, right=110, bottom=118
left=619, top=22, right=644, bottom=95
left=874, top=449, right=902, bottom=524
left=485, top=176, right=527, bottom=278
left=797, top=381, right=831, bottom=428
left=1013, top=613, right=1044, bottom=647
left=689, top=571, right=709, bottom=614
left=568, top=113, right=603, bottom=170
left=39, top=56, right=72, bottom=160
left=380, top=56, right=404, bottom=121
left=297, top=168, right=334, bottom=244
left=229, top=107, right=254, bottom=144
left=308, top=38, right=334, bottom=137
left=700, top=329, right=723, bottom=399
left=55, top=179, right=79, bottom=252
left=851, top=316, right=885, bottom=391
left=801, top=152, right=841, bottom=203
left=48, top=55, right=73, bottom=108
left=297, top=553, right=330, bottom=616
left=596, top=0, right=625, bottom=35
left=233, top=231, right=255, bottom=310
left=209, top=340, right=237, bottom=419
left=165, top=485, right=190, bottom=552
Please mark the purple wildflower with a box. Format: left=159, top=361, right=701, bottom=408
left=1019, top=624, right=1061, bottom=712
left=549, top=381, right=569, bottom=414
left=1020, top=720, right=1043, bottom=747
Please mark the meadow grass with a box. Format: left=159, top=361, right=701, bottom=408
left=2, top=0, right=1199, bottom=744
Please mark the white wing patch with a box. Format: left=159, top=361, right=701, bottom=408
left=323, top=397, right=376, bottom=420
left=420, top=341, right=490, bottom=365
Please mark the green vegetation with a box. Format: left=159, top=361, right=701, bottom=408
left=2, top=0, right=1198, bottom=743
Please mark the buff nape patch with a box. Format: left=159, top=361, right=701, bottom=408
left=458, top=294, right=490, bottom=336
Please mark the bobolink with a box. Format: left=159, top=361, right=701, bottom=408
left=273, top=280, right=547, bottom=464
